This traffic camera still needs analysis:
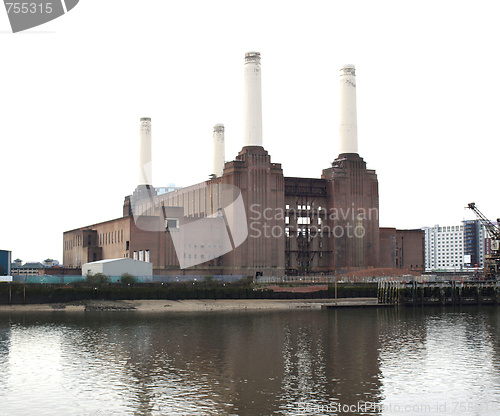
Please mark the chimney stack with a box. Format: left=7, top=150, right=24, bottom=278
left=243, top=52, right=263, bottom=147
left=138, top=117, right=152, bottom=185
left=213, top=124, right=225, bottom=177
left=339, top=64, right=358, bottom=155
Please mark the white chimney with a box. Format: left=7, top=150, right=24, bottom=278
left=243, top=51, right=263, bottom=147
left=138, top=117, right=152, bottom=185
left=339, top=64, right=358, bottom=154
left=213, top=124, right=225, bottom=177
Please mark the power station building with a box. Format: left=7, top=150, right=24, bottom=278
left=64, top=53, right=382, bottom=277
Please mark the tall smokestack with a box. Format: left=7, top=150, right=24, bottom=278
left=339, top=64, right=358, bottom=155
left=138, top=117, right=152, bottom=185
left=213, top=124, right=225, bottom=177
left=243, top=51, right=263, bottom=147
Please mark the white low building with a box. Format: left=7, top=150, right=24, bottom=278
left=82, top=258, right=153, bottom=281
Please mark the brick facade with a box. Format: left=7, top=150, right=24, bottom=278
left=64, top=147, right=386, bottom=276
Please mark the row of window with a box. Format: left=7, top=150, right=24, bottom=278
left=64, top=234, right=86, bottom=250
left=183, top=244, right=223, bottom=250
left=133, top=250, right=150, bottom=262
left=437, top=226, right=464, bottom=232
left=99, top=230, right=124, bottom=246
left=285, top=204, right=312, bottom=210
left=183, top=253, right=218, bottom=260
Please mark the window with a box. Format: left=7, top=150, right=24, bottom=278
left=166, top=218, right=179, bottom=229
left=145, top=250, right=150, bottom=263
left=139, top=250, right=144, bottom=261
left=133, top=251, right=138, bottom=260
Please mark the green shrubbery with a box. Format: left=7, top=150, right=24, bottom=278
left=85, top=273, right=110, bottom=285
left=0, top=280, right=378, bottom=305
left=121, top=273, right=136, bottom=285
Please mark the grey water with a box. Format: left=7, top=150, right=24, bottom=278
left=0, top=307, right=500, bottom=415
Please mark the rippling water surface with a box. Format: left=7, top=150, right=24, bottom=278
left=0, top=306, right=499, bottom=415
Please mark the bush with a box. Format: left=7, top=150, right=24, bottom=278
left=86, top=272, right=110, bottom=285
left=121, top=273, right=136, bottom=285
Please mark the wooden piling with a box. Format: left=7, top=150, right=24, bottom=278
left=378, top=279, right=500, bottom=306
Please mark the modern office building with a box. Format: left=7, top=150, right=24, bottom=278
left=0, top=250, right=11, bottom=276
left=463, top=220, right=487, bottom=268
left=423, top=224, right=465, bottom=271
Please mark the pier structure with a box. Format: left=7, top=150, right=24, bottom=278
left=378, top=279, right=500, bottom=306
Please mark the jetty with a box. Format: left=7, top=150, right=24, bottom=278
left=378, top=279, right=500, bottom=306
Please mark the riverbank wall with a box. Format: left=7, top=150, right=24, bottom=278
left=0, top=282, right=377, bottom=305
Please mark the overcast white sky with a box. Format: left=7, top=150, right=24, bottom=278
left=1, top=0, right=498, bottom=263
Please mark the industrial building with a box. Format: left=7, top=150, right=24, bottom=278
left=379, top=228, right=425, bottom=271
left=64, top=53, right=408, bottom=277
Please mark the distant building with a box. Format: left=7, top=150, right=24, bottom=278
left=10, top=262, right=46, bottom=276
left=0, top=250, right=11, bottom=276
left=423, top=221, right=493, bottom=272
left=395, top=230, right=425, bottom=271
left=379, top=229, right=425, bottom=271
left=379, top=228, right=396, bottom=268
left=423, top=224, right=464, bottom=271
left=43, top=259, right=60, bottom=267
left=463, top=220, right=488, bottom=268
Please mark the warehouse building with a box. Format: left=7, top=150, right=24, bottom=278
left=82, top=258, right=153, bottom=282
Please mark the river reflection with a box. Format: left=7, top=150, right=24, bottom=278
left=0, top=307, right=499, bottom=415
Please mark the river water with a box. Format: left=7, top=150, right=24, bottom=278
left=0, top=306, right=499, bottom=415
